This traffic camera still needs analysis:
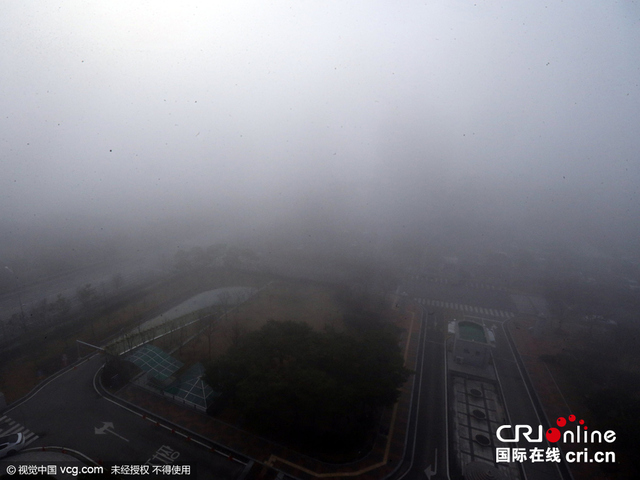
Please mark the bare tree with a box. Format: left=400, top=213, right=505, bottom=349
left=111, top=273, right=124, bottom=291
left=48, top=294, right=71, bottom=324
left=77, top=283, right=98, bottom=312
left=203, top=311, right=217, bottom=361
left=218, top=291, right=232, bottom=319
left=29, top=298, right=48, bottom=326
left=231, top=310, right=245, bottom=347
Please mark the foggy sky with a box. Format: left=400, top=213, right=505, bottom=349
left=2, top=1, right=639, bottom=253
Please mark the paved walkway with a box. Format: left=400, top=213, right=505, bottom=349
left=113, top=299, right=422, bottom=480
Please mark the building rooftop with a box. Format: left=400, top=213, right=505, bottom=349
left=450, top=376, right=522, bottom=480
left=164, top=363, right=219, bottom=411
left=126, top=344, right=183, bottom=381
left=458, top=321, right=487, bottom=343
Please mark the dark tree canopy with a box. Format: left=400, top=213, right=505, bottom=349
left=205, top=320, right=410, bottom=445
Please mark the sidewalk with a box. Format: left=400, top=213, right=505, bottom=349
left=112, top=299, right=422, bottom=480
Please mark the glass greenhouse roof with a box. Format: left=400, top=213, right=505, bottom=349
left=126, top=344, right=183, bottom=381
left=164, top=363, right=219, bottom=409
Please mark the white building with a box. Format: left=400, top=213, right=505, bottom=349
left=453, top=320, right=495, bottom=367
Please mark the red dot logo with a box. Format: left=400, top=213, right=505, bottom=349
left=557, top=417, right=566, bottom=427
left=546, top=428, right=561, bottom=443
left=568, top=414, right=576, bottom=422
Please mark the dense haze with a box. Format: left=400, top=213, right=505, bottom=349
left=2, top=1, right=640, bottom=268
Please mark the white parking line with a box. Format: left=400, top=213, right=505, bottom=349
left=1, top=424, right=22, bottom=436
left=0, top=416, right=40, bottom=447
left=419, top=299, right=515, bottom=322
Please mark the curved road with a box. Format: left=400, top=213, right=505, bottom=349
left=3, top=355, right=246, bottom=479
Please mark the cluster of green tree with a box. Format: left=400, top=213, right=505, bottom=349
left=76, top=283, right=100, bottom=310
left=30, top=294, right=72, bottom=325
left=174, top=244, right=258, bottom=271
left=3, top=293, right=73, bottom=337
left=1, top=273, right=127, bottom=345
left=205, top=320, right=410, bottom=451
